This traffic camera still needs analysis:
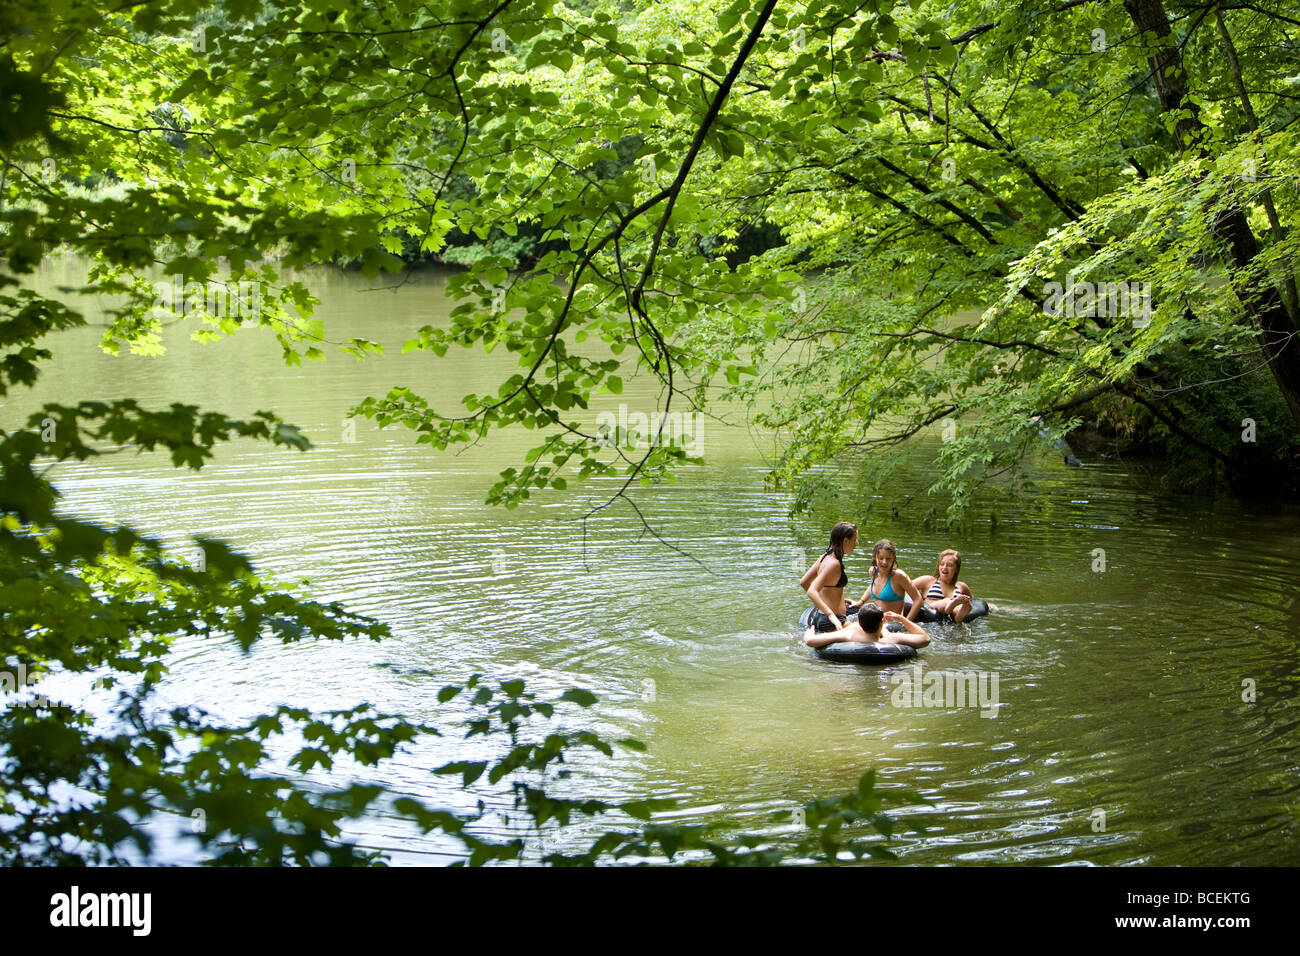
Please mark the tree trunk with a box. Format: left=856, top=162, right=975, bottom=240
left=1124, top=0, right=1300, bottom=429
left=1212, top=9, right=1300, bottom=324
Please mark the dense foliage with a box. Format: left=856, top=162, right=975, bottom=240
left=2, top=0, right=1296, bottom=862
left=1, top=0, right=952, bottom=864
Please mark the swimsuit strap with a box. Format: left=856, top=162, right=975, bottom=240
left=871, top=566, right=903, bottom=602
left=817, top=548, right=848, bottom=589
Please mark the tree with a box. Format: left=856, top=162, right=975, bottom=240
left=5, top=0, right=1296, bottom=864
left=2, top=0, right=935, bottom=865
left=723, top=0, right=1300, bottom=517
left=12, top=0, right=1298, bottom=524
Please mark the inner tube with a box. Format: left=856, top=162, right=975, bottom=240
left=903, top=598, right=990, bottom=624
left=814, top=641, right=917, bottom=665
left=798, top=607, right=916, bottom=665
left=798, top=606, right=853, bottom=630
left=799, top=599, right=990, bottom=630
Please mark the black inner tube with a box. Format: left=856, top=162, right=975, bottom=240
left=903, top=598, right=989, bottom=623
left=798, top=598, right=989, bottom=665
left=814, top=641, right=917, bottom=664
left=799, top=599, right=990, bottom=630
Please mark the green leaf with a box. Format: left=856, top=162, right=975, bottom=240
left=435, top=761, right=488, bottom=786
left=558, top=688, right=597, bottom=707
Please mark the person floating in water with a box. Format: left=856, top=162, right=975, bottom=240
left=913, top=549, right=975, bottom=623
left=799, top=522, right=857, bottom=633
left=855, top=539, right=924, bottom=622
left=804, top=604, right=930, bottom=650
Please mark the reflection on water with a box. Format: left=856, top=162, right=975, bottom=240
left=8, top=257, right=1300, bottom=864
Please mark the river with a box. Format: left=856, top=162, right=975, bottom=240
left=8, top=257, right=1299, bottom=864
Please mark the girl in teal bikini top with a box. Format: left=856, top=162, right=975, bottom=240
left=867, top=566, right=904, bottom=602
left=856, top=538, right=923, bottom=621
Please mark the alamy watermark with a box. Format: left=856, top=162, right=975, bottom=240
left=150, top=275, right=261, bottom=320
left=49, top=886, right=151, bottom=936
left=2, top=663, right=115, bottom=708
left=888, top=664, right=1001, bottom=718
left=595, top=404, right=703, bottom=454
left=1043, top=274, right=1151, bottom=327
left=1, top=661, right=50, bottom=708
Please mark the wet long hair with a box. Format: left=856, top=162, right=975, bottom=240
left=935, top=549, right=962, bottom=583
left=823, top=522, right=858, bottom=565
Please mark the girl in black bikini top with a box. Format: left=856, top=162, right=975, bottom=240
left=819, top=547, right=849, bottom=588
left=801, top=521, right=858, bottom=630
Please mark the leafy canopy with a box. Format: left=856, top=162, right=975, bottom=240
left=1, top=0, right=969, bottom=864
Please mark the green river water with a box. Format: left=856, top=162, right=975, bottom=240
left=8, top=257, right=1300, bottom=864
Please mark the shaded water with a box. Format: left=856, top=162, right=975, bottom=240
left=7, top=257, right=1299, bottom=864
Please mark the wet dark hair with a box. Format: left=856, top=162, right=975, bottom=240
left=824, top=522, right=858, bottom=564
left=857, top=604, right=884, bottom=635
